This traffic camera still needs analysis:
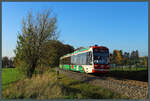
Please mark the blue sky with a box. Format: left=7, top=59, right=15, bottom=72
left=2, top=2, right=148, bottom=57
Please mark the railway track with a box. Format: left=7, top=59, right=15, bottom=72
left=58, top=69, right=148, bottom=99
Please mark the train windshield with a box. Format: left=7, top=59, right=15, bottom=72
left=93, top=49, right=109, bottom=64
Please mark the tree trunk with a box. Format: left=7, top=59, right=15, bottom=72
left=27, top=63, right=36, bottom=78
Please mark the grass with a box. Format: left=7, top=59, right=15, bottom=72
left=2, top=71, right=63, bottom=99
left=2, top=68, right=25, bottom=90
left=109, top=67, right=148, bottom=82
left=110, top=67, right=147, bottom=71
left=2, top=68, right=128, bottom=99
left=58, top=74, right=127, bottom=99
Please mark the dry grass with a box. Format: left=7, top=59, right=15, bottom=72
left=2, top=69, right=127, bottom=99
left=2, top=71, right=63, bottom=99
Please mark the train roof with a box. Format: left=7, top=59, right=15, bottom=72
left=60, top=47, right=89, bottom=59
left=60, top=45, right=108, bottom=59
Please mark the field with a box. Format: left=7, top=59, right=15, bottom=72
left=2, top=68, right=25, bottom=90
left=110, top=67, right=147, bottom=71
left=2, top=68, right=127, bottom=99
left=109, top=67, right=148, bottom=82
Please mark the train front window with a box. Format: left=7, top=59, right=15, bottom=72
left=93, top=49, right=109, bottom=64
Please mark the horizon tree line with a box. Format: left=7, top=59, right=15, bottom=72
left=2, top=49, right=148, bottom=68
left=110, top=50, right=148, bottom=67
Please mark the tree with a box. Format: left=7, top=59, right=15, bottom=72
left=75, top=47, right=85, bottom=51
left=112, top=50, right=123, bottom=66
left=2, top=56, right=9, bottom=68
left=119, top=50, right=124, bottom=65
left=40, top=40, right=74, bottom=68
left=14, top=9, right=59, bottom=78
left=123, top=52, right=130, bottom=65
left=143, top=56, right=148, bottom=68
left=9, top=57, right=15, bottom=68
left=109, top=53, right=113, bottom=64
left=130, top=50, right=139, bottom=59
left=63, top=44, right=74, bottom=54
left=130, top=50, right=139, bottom=65
left=135, top=50, right=139, bottom=59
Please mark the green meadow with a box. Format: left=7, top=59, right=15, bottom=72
left=2, top=68, right=25, bottom=90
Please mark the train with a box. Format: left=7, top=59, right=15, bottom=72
left=59, top=45, right=110, bottom=73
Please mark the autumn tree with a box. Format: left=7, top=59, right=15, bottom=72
left=14, top=9, right=58, bottom=78
left=112, top=50, right=123, bottom=66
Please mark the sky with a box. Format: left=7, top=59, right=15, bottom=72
left=2, top=2, right=148, bottom=58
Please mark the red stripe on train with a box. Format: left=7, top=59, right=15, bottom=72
left=81, top=65, right=86, bottom=73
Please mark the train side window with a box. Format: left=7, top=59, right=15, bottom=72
left=81, top=53, right=86, bottom=65
left=79, top=54, right=81, bottom=65
left=77, top=54, right=80, bottom=65
left=75, top=55, right=77, bottom=64
left=87, top=52, right=92, bottom=65
left=83, top=53, right=87, bottom=65
left=62, top=57, right=70, bottom=65
left=71, top=56, right=73, bottom=65
left=89, top=52, right=92, bottom=65
left=80, top=54, right=83, bottom=65
left=74, top=55, right=76, bottom=64
left=67, top=57, right=71, bottom=64
left=73, top=55, right=75, bottom=64
left=72, top=56, right=75, bottom=65
left=80, top=54, right=82, bottom=65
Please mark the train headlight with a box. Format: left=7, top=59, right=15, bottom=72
left=94, top=64, right=98, bottom=67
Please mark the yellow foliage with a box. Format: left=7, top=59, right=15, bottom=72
left=113, top=50, right=123, bottom=65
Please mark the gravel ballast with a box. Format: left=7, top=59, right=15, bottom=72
left=59, top=69, right=148, bottom=99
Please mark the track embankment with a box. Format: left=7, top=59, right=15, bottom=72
left=58, top=69, right=148, bottom=100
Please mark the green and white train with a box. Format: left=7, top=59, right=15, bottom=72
left=59, top=45, right=110, bottom=73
